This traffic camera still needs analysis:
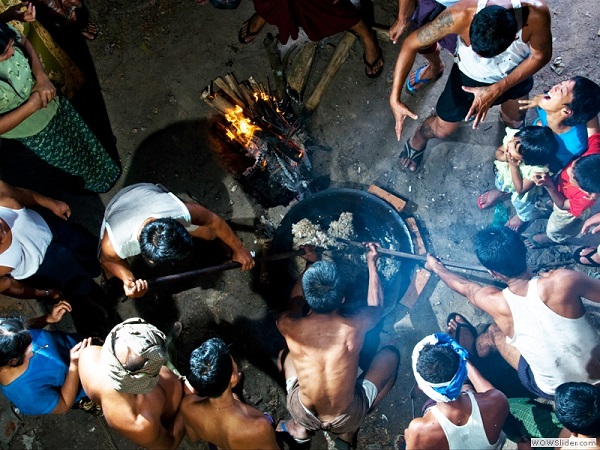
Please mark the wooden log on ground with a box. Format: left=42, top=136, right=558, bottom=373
left=263, top=33, right=287, bottom=101
left=405, top=217, right=426, bottom=255
left=303, top=31, right=357, bottom=116
left=223, top=74, right=247, bottom=106
left=399, top=268, right=432, bottom=309
left=213, top=77, right=245, bottom=107
left=201, top=90, right=236, bottom=115
left=286, top=41, right=318, bottom=102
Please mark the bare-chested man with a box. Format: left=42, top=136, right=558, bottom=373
left=426, top=226, right=600, bottom=399
left=405, top=333, right=508, bottom=449
left=390, top=0, right=552, bottom=172
left=180, top=338, right=279, bottom=449
left=78, top=318, right=185, bottom=450
left=276, top=244, right=399, bottom=446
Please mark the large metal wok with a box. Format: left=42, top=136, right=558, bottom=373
left=270, top=188, right=415, bottom=309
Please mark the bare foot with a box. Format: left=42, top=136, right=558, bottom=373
left=505, top=215, right=528, bottom=233
left=238, top=14, right=266, bottom=44
left=80, top=21, right=98, bottom=40
left=523, top=233, right=554, bottom=249
left=477, top=189, right=509, bottom=210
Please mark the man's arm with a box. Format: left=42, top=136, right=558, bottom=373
left=0, top=268, right=63, bottom=301
left=0, top=181, right=70, bottom=218
left=463, top=3, right=552, bottom=127
left=550, top=269, right=600, bottom=304
left=390, top=8, right=465, bottom=140
left=185, top=203, right=254, bottom=271
left=389, top=0, right=418, bottom=44
left=425, top=254, right=503, bottom=316
left=535, top=174, right=568, bottom=210
left=99, top=233, right=148, bottom=298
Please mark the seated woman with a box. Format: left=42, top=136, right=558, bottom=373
left=0, top=301, right=91, bottom=415
left=0, top=22, right=120, bottom=193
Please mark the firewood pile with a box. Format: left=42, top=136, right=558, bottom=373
left=202, top=73, right=314, bottom=206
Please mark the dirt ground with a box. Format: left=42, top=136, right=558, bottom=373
left=1, top=0, right=600, bottom=448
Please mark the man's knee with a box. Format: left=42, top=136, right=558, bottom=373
left=429, top=116, right=460, bottom=139
left=375, top=345, right=400, bottom=373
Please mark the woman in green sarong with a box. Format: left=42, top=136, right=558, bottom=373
left=0, top=0, right=84, bottom=98
left=0, top=22, right=120, bottom=193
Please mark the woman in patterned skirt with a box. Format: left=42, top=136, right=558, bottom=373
left=0, top=21, right=120, bottom=193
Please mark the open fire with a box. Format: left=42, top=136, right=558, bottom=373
left=202, top=74, right=313, bottom=206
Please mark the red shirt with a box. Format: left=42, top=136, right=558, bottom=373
left=557, top=133, right=600, bottom=217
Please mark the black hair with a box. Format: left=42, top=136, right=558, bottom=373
left=474, top=226, right=527, bottom=277
left=563, top=76, right=600, bottom=127
left=0, top=22, right=18, bottom=55
left=139, top=218, right=193, bottom=264
left=416, top=344, right=459, bottom=383
left=470, top=6, right=518, bottom=58
left=187, top=338, right=233, bottom=398
left=555, top=382, right=600, bottom=437
left=301, top=261, right=343, bottom=313
left=573, top=154, right=600, bottom=194
left=0, top=317, right=32, bottom=368
left=514, top=126, right=558, bottom=167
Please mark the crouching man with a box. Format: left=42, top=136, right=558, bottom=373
left=276, top=244, right=399, bottom=447
left=181, top=338, right=279, bottom=449
left=78, top=318, right=185, bottom=449
left=405, top=333, right=508, bottom=449
left=99, top=183, right=254, bottom=298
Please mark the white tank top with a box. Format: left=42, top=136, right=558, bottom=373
left=101, top=183, right=197, bottom=259
left=430, top=391, right=506, bottom=449
left=504, top=278, right=600, bottom=395
left=0, top=207, right=52, bottom=279
left=455, top=0, right=531, bottom=83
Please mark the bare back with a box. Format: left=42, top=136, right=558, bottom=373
left=181, top=396, right=278, bottom=450
left=277, top=309, right=374, bottom=420
left=78, top=346, right=183, bottom=449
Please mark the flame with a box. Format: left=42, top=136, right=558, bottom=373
left=224, top=105, right=260, bottom=145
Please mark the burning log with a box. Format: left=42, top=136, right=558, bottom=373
left=202, top=73, right=314, bottom=206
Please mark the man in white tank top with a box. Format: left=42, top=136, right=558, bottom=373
left=99, top=183, right=255, bottom=299
left=426, top=226, right=600, bottom=398
left=390, top=0, right=551, bottom=172
left=0, top=180, right=100, bottom=305
left=405, top=334, right=508, bottom=449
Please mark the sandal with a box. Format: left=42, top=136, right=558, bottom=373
left=238, top=14, right=263, bottom=44
left=399, top=140, right=425, bottom=172
left=405, top=64, right=443, bottom=94
left=363, top=49, right=384, bottom=79
left=573, top=246, right=600, bottom=267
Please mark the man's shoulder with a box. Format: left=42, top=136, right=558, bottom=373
left=407, top=416, right=446, bottom=449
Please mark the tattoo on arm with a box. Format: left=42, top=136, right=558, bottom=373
left=416, top=10, right=454, bottom=46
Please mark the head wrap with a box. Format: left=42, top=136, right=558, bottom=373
left=101, top=318, right=167, bottom=394
left=412, top=333, right=469, bottom=403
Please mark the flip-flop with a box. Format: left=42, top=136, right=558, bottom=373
left=399, top=140, right=425, bottom=172
left=405, top=64, right=443, bottom=94
left=238, top=14, right=262, bottom=44
left=275, top=420, right=311, bottom=445
left=446, top=312, right=477, bottom=353
left=573, top=246, right=600, bottom=267
left=363, top=50, right=384, bottom=79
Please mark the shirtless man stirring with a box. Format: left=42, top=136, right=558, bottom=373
left=78, top=318, right=185, bottom=449
left=276, top=244, right=399, bottom=446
